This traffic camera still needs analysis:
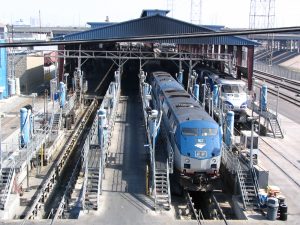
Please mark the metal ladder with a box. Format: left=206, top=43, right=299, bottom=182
left=0, top=167, right=15, bottom=210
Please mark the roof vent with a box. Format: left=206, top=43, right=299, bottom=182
left=140, top=9, right=169, bottom=18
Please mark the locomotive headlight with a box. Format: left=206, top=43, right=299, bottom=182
left=185, top=158, right=190, bottom=163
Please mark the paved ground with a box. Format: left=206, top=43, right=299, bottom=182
left=258, top=112, right=300, bottom=224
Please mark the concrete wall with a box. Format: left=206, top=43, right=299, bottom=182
left=7, top=55, right=44, bottom=94
left=22, top=57, right=44, bottom=94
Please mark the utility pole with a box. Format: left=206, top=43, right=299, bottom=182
left=39, top=10, right=42, bottom=40
left=166, top=0, right=174, bottom=17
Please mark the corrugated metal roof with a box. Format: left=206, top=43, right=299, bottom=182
left=55, top=14, right=258, bottom=46
left=87, top=22, right=117, bottom=29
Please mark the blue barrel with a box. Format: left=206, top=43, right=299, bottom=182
left=225, top=111, right=234, bottom=147
left=54, top=92, right=59, bottom=101
left=177, top=71, right=183, bottom=84
left=213, top=85, right=219, bottom=107
left=193, top=84, right=199, bottom=101
left=20, top=108, right=30, bottom=147
left=59, top=82, right=66, bottom=108
left=98, top=109, right=107, bottom=148
left=260, top=84, right=268, bottom=111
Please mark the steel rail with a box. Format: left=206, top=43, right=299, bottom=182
left=252, top=77, right=300, bottom=107
left=254, top=70, right=300, bottom=94
left=259, top=138, right=300, bottom=188
left=50, top=156, right=82, bottom=223
left=185, top=191, right=202, bottom=225
left=211, top=193, right=229, bottom=225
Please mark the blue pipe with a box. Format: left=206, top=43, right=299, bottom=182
left=177, top=71, right=183, bottom=84
left=225, top=111, right=234, bottom=147
left=260, top=84, right=267, bottom=111
left=20, top=108, right=30, bottom=147
left=59, top=82, right=66, bottom=108
left=98, top=109, right=107, bottom=148
left=149, top=110, right=158, bottom=138
left=193, top=84, right=199, bottom=101
left=144, top=83, right=150, bottom=97
left=213, top=85, right=219, bottom=107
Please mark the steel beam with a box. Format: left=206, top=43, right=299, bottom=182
left=247, top=45, right=254, bottom=91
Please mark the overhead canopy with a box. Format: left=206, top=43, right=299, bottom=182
left=54, top=12, right=258, bottom=46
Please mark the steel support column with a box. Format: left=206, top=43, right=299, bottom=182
left=228, top=45, right=234, bottom=57
left=220, top=45, right=225, bottom=72
left=204, top=45, right=208, bottom=55
left=247, top=45, right=254, bottom=91
left=236, top=46, right=243, bottom=79
left=58, top=45, right=65, bottom=82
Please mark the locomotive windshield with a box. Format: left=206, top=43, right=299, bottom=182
left=222, top=84, right=244, bottom=93
left=201, top=128, right=218, bottom=136
left=182, top=128, right=198, bottom=136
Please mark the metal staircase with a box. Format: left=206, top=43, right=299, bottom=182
left=0, top=167, right=15, bottom=210
left=84, top=145, right=102, bottom=210
left=268, top=116, right=284, bottom=138
left=154, top=167, right=171, bottom=210
left=51, top=112, right=62, bottom=132
left=236, top=164, right=259, bottom=210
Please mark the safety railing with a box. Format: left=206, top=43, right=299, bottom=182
left=236, top=159, right=248, bottom=210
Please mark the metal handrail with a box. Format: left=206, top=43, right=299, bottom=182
left=251, top=167, right=260, bottom=207
left=0, top=162, right=15, bottom=209
left=166, top=159, right=171, bottom=208
left=236, top=159, right=248, bottom=210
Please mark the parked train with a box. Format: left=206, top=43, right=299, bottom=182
left=197, top=68, right=248, bottom=123
left=149, top=71, right=222, bottom=191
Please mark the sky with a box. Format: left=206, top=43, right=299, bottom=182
left=0, top=0, right=299, bottom=28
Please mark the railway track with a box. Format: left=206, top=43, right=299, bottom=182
left=259, top=138, right=300, bottom=188
left=251, top=70, right=300, bottom=107
left=254, top=69, right=300, bottom=94
left=185, top=191, right=228, bottom=225
left=21, top=99, right=98, bottom=222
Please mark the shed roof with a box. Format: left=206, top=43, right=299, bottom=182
left=54, top=14, right=258, bottom=46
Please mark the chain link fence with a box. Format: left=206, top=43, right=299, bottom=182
left=254, top=61, right=300, bottom=81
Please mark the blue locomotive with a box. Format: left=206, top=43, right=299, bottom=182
left=149, top=71, right=222, bottom=190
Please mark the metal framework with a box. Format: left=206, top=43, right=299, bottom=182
left=249, top=0, right=276, bottom=65
left=20, top=49, right=232, bottom=62
left=249, top=0, right=275, bottom=29
left=190, top=0, right=202, bottom=24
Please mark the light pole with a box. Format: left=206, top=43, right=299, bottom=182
left=64, top=73, right=69, bottom=94
left=275, top=85, right=279, bottom=118
left=0, top=113, right=3, bottom=172
left=247, top=116, right=258, bottom=169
